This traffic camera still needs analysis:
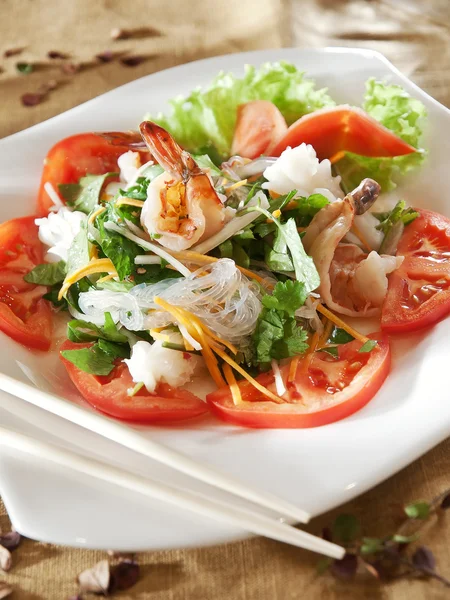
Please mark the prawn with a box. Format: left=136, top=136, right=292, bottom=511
left=138, top=121, right=226, bottom=252
left=303, top=178, right=403, bottom=317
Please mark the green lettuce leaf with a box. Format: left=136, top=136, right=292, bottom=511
left=336, top=78, right=427, bottom=192
left=149, top=62, right=335, bottom=158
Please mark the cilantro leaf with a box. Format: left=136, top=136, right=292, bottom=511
left=24, top=260, right=66, bottom=285
left=192, top=154, right=223, bottom=177
left=262, top=280, right=307, bottom=317
left=253, top=309, right=285, bottom=364
left=253, top=281, right=309, bottom=365
left=284, top=193, right=330, bottom=227
left=119, top=176, right=150, bottom=201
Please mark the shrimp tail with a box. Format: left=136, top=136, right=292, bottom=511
left=348, top=178, right=381, bottom=215
left=140, top=121, right=191, bottom=180
left=96, top=131, right=148, bottom=151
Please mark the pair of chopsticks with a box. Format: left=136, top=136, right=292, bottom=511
left=0, top=373, right=344, bottom=558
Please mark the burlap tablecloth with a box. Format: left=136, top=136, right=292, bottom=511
left=1, top=1, right=449, bottom=598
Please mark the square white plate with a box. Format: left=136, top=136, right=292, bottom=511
left=0, top=47, right=449, bottom=551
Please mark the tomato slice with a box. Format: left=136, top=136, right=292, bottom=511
left=207, top=333, right=390, bottom=428
left=271, top=106, right=416, bottom=160
left=0, top=216, right=52, bottom=350
left=231, top=101, right=288, bottom=159
left=37, top=133, right=142, bottom=215
left=382, top=209, right=450, bottom=333
left=60, top=340, right=209, bottom=423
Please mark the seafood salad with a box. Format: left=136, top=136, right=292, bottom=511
left=2, top=62, right=449, bottom=428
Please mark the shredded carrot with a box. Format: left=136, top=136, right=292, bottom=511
left=351, top=222, right=372, bottom=253
left=287, top=356, right=300, bottom=383
left=88, top=206, right=106, bottom=225
left=115, top=198, right=145, bottom=208
left=329, top=151, right=346, bottom=164
left=226, top=179, right=248, bottom=192
left=316, top=305, right=369, bottom=344
left=214, top=345, right=283, bottom=404
left=59, top=258, right=118, bottom=300
left=97, top=273, right=115, bottom=283
left=223, top=364, right=242, bottom=405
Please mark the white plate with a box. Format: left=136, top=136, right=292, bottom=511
left=0, top=48, right=449, bottom=551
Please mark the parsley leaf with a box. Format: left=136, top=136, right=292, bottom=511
left=262, top=280, right=307, bottom=317
left=24, top=260, right=66, bottom=285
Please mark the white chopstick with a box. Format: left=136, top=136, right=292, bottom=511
left=0, top=373, right=309, bottom=523
left=0, top=427, right=344, bottom=559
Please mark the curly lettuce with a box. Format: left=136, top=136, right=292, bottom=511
left=149, top=62, right=335, bottom=158
left=335, top=78, right=427, bottom=192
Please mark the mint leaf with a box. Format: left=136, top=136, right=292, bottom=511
left=404, top=501, right=430, bottom=519
left=262, top=280, right=307, bottom=317
left=61, top=344, right=116, bottom=376
left=332, top=514, right=361, bottom=544
left=359, top=340, right=377, bottom=353
left=24, top=261, right=66, bottom=285
left=360, top=537, right=384, bottom=555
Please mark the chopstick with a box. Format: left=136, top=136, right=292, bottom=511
left=0, top=426, right=344, bottom=559
left=0, top=373, right=309, bottom=523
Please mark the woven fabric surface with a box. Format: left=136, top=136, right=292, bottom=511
left=0, top=0, right=449, bottom=598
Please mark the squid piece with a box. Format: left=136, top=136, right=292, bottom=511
left=303, top=178, right=403, bottom=316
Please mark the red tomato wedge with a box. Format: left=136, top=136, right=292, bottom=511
left=37, top=133, right=142, bottom=215
left=382, top=209, right=450, bottom=333
left=231, top=100, right=288, bottom=159
left=207, top=334, right=390, bottom=429
left=271, top=105, right=416, bottom=160
left=60, top=340, right=209, bottom=423
left=0, top=216, right=52, bottom=350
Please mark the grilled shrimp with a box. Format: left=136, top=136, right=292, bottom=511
left=303, top=178, right=403, bottom=317
left=138, top=122, right=226, bottom=252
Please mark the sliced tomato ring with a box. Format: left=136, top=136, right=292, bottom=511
left=60, top=340, right=209, bottom=423
left=271, top=106, right=416, bottom=160
left=0, top=216, right=52, bottom=350
left=231, top=100, right=288, bottom=159
left=37, top=133, right=148, bottom=215
left=207, top=333, right=390, bottom=428
left=382, top=209, right=450, bottom=333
